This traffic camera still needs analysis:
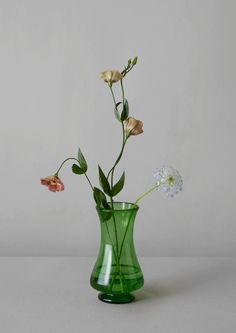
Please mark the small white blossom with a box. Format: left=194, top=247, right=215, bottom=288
left=154, top=166, right=183, bottom=198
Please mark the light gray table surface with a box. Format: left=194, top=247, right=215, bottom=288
left=0, top=257, right=235, bottom=333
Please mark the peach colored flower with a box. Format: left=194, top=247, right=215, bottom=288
left=124, top=117, right=144, bottom=136
left=41, top=175, right=64, bottom=192
left=100, top=70, right=123, bottom=84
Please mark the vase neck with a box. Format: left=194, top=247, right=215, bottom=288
left=97, top=206, right=138, bottom=246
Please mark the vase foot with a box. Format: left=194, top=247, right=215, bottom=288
left=98, top=293, right=135, bottom=304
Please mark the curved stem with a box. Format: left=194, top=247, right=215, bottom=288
left=107, top=84, right=127, bottom=185
left=107, top=82, right=128, bottom=292
left=84, top=173, right=94, bottom=191
left=54, top=157, right=78, bottom=176
left=54, top=157, right=94, bottom=191
left=134, top=185, right=157, bottom=205
left=116, top=185, right=159, bottom=261
left=109, top=79, right=126, bottom=184
left=107, top=133, right=126, bottom=181
left=119, top=186, right=158, bottom=260
left=121, top=64, right=135, bottom=77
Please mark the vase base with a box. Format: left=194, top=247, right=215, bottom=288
left=98, top=292, right=135, bottom=304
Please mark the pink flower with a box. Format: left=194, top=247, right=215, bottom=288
left=41, top=175, right=64, bottom=192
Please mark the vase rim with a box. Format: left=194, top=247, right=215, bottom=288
left=96, top=201, right=139, bottom=212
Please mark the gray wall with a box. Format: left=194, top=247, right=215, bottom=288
left=0, top=0, right=235, bottom=256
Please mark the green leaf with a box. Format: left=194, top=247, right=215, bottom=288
left=102, top=200, right=111, bottom=210
left=125, top=99, right=129, bottom=115
left=93, top=188, right=112, bottom=220
left=98, top=165, right=111, bottom=196
left=93, top=187, right=106, bottom=205
left=72, top=164, right=84, bottom=175
left=114, top=102, right=122, bottom=122
left=111, top=171, right=125, bottom=196
left=78, top=148, right=87, bottom=172
left=121, top=99, right=129, bottom=121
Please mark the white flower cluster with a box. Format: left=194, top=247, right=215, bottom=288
left=154, top=166, right=183, bottom=198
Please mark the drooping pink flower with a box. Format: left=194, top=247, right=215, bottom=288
left=41, top=175, right=64, bottom=192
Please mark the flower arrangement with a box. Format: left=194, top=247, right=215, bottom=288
left=40, top=57, right=183, bottom=303
left=41, top=57, right=183, bottom=205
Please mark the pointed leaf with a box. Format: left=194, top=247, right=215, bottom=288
left=72, top=164, right=84, bottom=175
left=101, top=201, right=112, bottom=220
left=111, top=171, right=125, bottom=196
left=102, top=199, right=111, bottom=210
left=93, top=187, right=111, bottom=219
left=98, top=165, right=111, bottom=196
left=114, top=102, right=122, bottom=122
left=121, top=99, right=129, bottom=121
left=93, top=187, right=106, bottom=205
left=78, top=148, right=87, bottom=172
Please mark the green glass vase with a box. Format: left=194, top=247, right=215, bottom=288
left=90, top=202, right=144, bottom=304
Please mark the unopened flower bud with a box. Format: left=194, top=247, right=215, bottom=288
left=132, top=56, right=138, bottom=66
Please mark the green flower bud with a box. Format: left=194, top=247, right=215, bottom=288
left=132, top=56, right=138, bottom=65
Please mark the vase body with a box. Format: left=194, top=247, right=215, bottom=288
left=90, top=202, right=144, bottom=303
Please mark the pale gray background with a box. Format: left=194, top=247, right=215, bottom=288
left=0, top=0, right=235, bottom=256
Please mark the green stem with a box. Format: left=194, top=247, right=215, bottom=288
left=110, top=200, right=119, bottom=255
left=107, top=85, right=127, bottom=185
left=109, top=85, right=118, bottom=112
left=54, top=157, right=94, bottom=191
left=118, top=214, right=132, bottom=260
left=121, top=64, right=135, bottom=77
left=107, top=83, right=128, bottom=293
left=107, top=203, right=120, bottom=292
left=84, top=173, right=94, bottom=191
left=118, top=186, right=158, bottom=261
left=134, top=185, right=157, bottom=205
left=54, top=157, right=78, bottom=176
left=104, top=220, right=118, bottom=263
left=107, top=134, right=126, bottom=180
left=121, top=79, right=125, bottom=105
